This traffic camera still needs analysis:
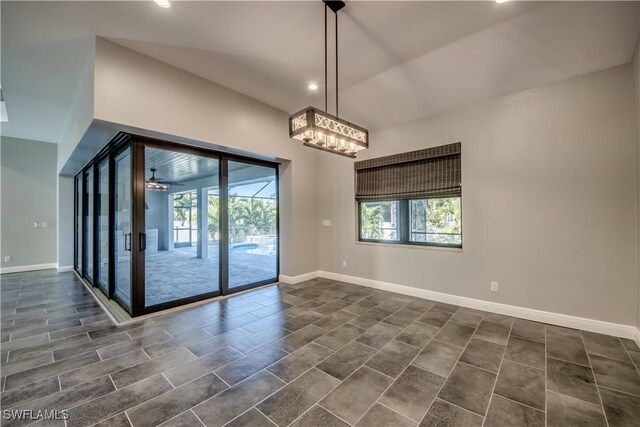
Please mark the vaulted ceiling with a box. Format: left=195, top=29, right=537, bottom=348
left=2, top=1, right=640, bottom=144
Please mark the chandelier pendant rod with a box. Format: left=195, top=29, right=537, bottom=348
left=324, top=4, right=328, bottom=112
left=335, top=10, right=339, bottom=118
left=288, top=0, right=368, bottom=158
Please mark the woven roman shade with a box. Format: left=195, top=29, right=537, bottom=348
left=354, top=142, right=461, bottom=200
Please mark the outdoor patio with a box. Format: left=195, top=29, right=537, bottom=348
left=115, top=244, right=277, bottom=307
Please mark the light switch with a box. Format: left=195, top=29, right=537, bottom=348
left=322, top=220, right=332, bottom=227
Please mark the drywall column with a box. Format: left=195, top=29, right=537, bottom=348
left=57, top=175, right=75, bottom=270
left=197, top=187, right=208, bottom=259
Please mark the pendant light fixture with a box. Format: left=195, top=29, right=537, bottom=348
left=289, top=0, right=369, bottom=158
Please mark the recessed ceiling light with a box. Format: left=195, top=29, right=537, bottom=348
left=495, top=0, right=510, bottom=3
left=154, top=0, right=171, bottom=8
left=308, top=83, right=319, bottom=91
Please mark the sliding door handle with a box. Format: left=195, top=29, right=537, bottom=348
left=139, top=233, right=146, bottom=252
left=125, top=233, right=132, bottom=252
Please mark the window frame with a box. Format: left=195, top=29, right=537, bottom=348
left=358, top=197, right=462, bottom=249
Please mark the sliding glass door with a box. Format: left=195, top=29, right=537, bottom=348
left=74, top=134, right=279, bottom=316
left=114, top=146, right=132, bottom=311
left=143, top=146, right=221, bottom=309
left=84, top=168, right=95, bottom=283
left=74, top=174, right=83, bottom=273
left=97, top=158, right=110, bottom=294
left=227, top=161, right=278, bottom=290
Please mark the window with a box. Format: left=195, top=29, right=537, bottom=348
left=173, top=191, right=197, bottom=248
left=410, top=197, right=461, bottom=246
left=359, top=197, right=461, bottom=247
left=355, top=143, right=462, bottom=248
left=360, top=201, right=400, bottom=241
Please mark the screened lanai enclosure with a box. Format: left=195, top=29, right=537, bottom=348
left=74, top=134, right=279, bottom=316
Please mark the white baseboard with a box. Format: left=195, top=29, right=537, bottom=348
left=57, top=265, right=74, bottom=272
left=279, top=271, right=320, bottom=284
left=0, top=263, right=58, bottom=274
left=318, top=270, right=640, bottom=343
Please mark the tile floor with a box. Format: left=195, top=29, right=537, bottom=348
left=1, top=270, right=640, bottom=427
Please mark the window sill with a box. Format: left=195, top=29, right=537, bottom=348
left=355, top=240, right=463, bottom=253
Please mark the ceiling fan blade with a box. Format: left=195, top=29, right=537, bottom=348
left=157, top=180, right=185, bottom=186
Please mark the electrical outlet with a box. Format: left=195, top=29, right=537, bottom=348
left=4, top=256, right=11, bottom=263
left=342, top=260, right=348, bottom=268
left=322, top=220, right=332, bottom=227
left=490, top=282, right=499, bottom=292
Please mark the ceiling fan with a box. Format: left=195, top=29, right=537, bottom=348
left=145, top=168, right=184, bottom=191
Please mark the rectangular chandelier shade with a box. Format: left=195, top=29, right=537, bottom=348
left=289, top=106, right=369, bottom=158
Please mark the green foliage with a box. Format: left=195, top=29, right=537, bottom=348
left=207, top=195, right=219, bottom=239
left=171, top=191, right=277, bottom=243
left=172, top=192, right=193, bottom=224
left=228, top=197, right=277, bottom=242
left=205, top=195, right=276, bottom=242
left=360, top=204, right=385, bottom=239
left=412, top=197, right=461, bottom=244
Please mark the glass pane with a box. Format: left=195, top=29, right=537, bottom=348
left=173, top=191, right=197, bottom=248
left=228, top=161, right=278, bottom=290
left=360, top=201, right=400, bottom=241
left=410, top=197, right=462, bottom=246
left=75, top=175, right=83, bottom=272
left=85, top=168, right=94, bottom=280
left=97, top=159, right=110, bottom=294
left=145, top=147, right=220, bottom=307
left=114, top=148, right=132, bottom=309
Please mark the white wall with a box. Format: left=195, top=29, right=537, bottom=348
left=146, top=190, right=170, bottom=251
left=92, top=38, right=319, bottom=277
left=319, top=64, right=638, bottom=327
left=1, top=137, right=58, bottom=270
left=57, top=175, right=74, bottom=270
left=57, top=37, right=95, bottom=173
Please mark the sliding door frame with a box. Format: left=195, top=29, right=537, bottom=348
left=133, top=138, right=224, bottom=315
left=108, top=150, right=116, bottom=300
left=92, top=161, right=100, bottom=289
left=73, top=136, right=134, bottom=312
left=219, top=158, right=230, bottom=296
left=223, top=156, right=280, bottom=295
left=73, top=173, right=81, bottom=275
left=131, top=141, right=147, bottom=316
left=82, top=166, right=94, bottom=285
left=132, top=136, right=280, bottom=315
left=74, top=132, right=280, bottom=317
left=95, top=154, right=111, bottom=294
left=111, top=141, right=134, bottom=314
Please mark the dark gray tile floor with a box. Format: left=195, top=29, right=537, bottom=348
left=2, top=270, right=640, bottom=427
